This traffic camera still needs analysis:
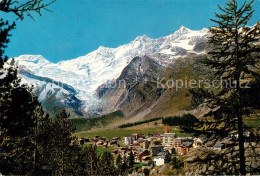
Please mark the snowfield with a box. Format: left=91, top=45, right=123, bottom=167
left=13, top=26, right=208, bottom=113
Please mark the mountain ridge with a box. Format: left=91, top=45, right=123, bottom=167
left=12, top=26, right=209, bottom=117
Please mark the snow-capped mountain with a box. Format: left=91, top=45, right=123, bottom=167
left=13, top=26, right=208, bottom=116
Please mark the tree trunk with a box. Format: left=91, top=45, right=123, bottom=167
left=33, top=114, right=38, bottom=174
left=237, top=114, right=246, bottom=175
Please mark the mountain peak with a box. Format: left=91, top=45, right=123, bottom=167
left=134, top=34, right=151, bottom=41
left=15, top=55, right=50, bottom=66
left=96, top=46, right=113, bottom=53
left=178, top=25, right=191, bottom=34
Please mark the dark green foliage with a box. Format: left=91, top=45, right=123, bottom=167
left=118, top=117, right=162, bottom=128
left=128, top=150, right=135, bottom=168
left=40, top=110, right=82, bottom=175
left=162, top=114, right=198, bottom=131
left=0, top=0, right=56, bottom=20
left=116, top=154, right=122, bottom=166
left=81, top=145, right=118, bottom=176
left=0, top=63, right=43, bottom=175
left=0, top=65, right=39, bottom=137
left=99, top=152, right=117, bottom=175
left=143, top=168, right=150, bottom=176
left=185, top=0, right=260, bottom=174
left=115, top=154, right=128, bottom=175
left=171, top=156, right=184, bottom=169
left=0, top=19, right=15, bottom=68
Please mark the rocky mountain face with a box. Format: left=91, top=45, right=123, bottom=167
left=97, top=53, right=210, bottom=119
left=97, top=56, right=168, bottom=118
left=13, top=26, right=209, bottom=118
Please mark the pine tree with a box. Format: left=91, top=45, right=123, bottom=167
left=99, top=151, right=117, bottom=175
left=0, top=62, right=45, bottom=174
left=83, top=144, right=101, bottom=176
left=128, top=150, right=135, bottom=168
left=0, top=19, right=15, bottom=68
left=185, top=0, right=260, bottom=174
left=116, top=154, right=122, bottom=166
left=0, top=2, right=57, bottom=174
left=50, top=110, right=82, bottom=175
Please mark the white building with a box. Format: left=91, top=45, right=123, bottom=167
left=153, top=151, right=171, bottom=166
left=153, top=157, right=165, bottom=166
left=124, top=136, right=136, bottom=145
left=162, top=133, right=176, bottom=146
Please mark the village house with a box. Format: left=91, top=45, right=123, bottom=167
left=148, top=133, right=161, bottom=138
left=78, top=138, right=84, bottom=145
left=174, top=137, right=194, bottom=153
left=164, top=146, right=175, bottom=154
left=210, top=142, right=224, bottom=151
left=141, top=156, right=151, bottom=164
left=150, top=145, right=164, bottom=156
left=140, top=139, right=150, bottom=149
left=208, top=138, right=233, bottom=151
left=180, top=141, right=193, bottom=154
left=83, top=137, right=90, bottom=142
left=96, top=140, right=104, bottom=146
left=153, top=151, right=171, bottom=166
left=193, top=137, right=207, bottom=149
left=92, top=136, right=99, bottom=143
left=112, top=137, right=121, bottom=141
left=138, top=150, right=150, bottom=161
left=109, top=139, right=118, bottom=145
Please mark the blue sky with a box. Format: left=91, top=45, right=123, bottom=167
left=1, top=0, right=260, bottom=63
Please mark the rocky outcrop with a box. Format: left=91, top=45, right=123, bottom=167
left=97, top=55, right=168, bottom=117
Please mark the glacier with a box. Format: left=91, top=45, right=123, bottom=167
left=13, top=26, right=208, bottom=114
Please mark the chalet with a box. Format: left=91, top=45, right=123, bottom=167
left=174, top=137, right=194, bottom=153
left=180, top=141, right=193, bottom=154
left=153, top=151, right=171, bottom=166
left=140, top=140, right=150, bottom=149
left=100, top=137, right=106, bottom=141
left=141, top=156, right=151, bottom=163
left=209, top=143, right=224, bottom=151
left=96, top=140, right=104, bottom=146
left=138, top=150, right=150, bottom=160
left=82, top=137, right=90, bottom=142
left=164, top=146, right=175, bottom=154
left=109, top=140, right=118, bottom=145
left=79, top=139, right=84, bottom=145
left=112, top=137, right=121, bottom=141
left=92, top=136, right=99, bottom=143
left=193, top=137, right=207, bottom=149
left=150, top=145, right=164, bottom=156
left=111, top=150, right=118, bottom=155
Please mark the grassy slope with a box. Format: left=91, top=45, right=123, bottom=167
left=75, top=127, right=191, bottom=139
left=142, top=57, right=205, bottom=119
left=74, top=117, right=259, bottom=140
left=74, top=119, right=191, bottom=139
left=70, top=110, right=124, bottom=132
